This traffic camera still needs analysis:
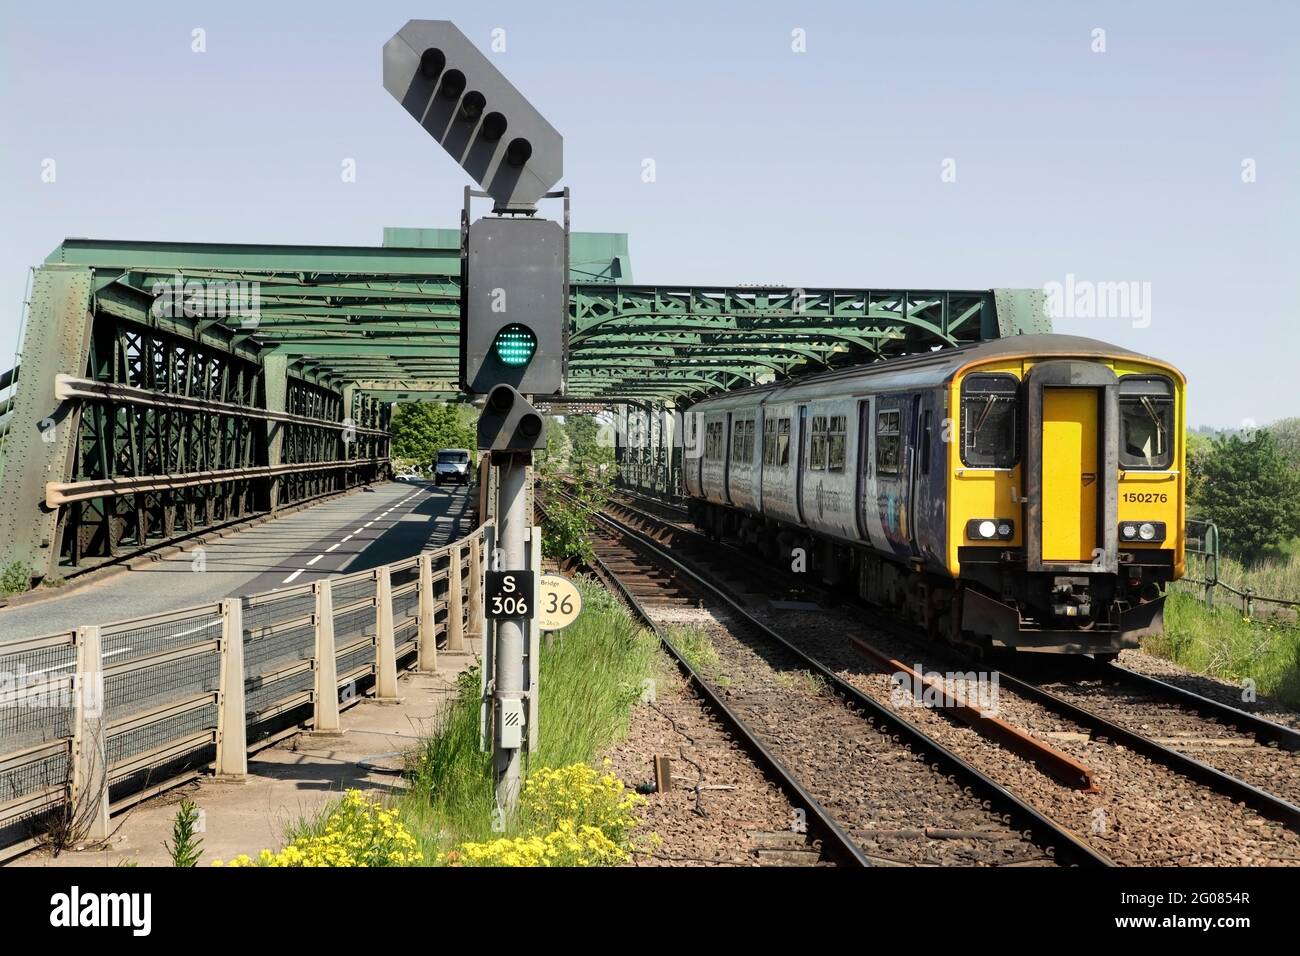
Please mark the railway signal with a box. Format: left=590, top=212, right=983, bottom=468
left=382, top=19, right=562, bottom=209
left=463, top=213, right=567, bottom=396
left=476, top=384, right=547, bottom=453
left=385, top=19, right=566, bottom=818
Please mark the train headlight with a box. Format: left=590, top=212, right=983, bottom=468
left=966, top=519, right=1015, bottom=541
left=1119, top=521, right=1165, bottom=543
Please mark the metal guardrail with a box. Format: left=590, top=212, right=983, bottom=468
left=0, top=522, right=490, bottom=861
left=1180, top=518, right=1299, bottom=620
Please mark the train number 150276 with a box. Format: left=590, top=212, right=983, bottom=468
left=1122, top=492, right=1168, bottom=504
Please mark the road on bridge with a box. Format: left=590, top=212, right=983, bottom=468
left=0, top=481, right=474, bottom=641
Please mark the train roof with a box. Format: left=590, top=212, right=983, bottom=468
left=689, top=334, right=1177, bottom=410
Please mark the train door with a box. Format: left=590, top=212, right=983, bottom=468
left=905, top=395, right=923, bottom=558
left=1040, top=388, right=1099, bottom=562
left=722, top=413, right=733, bottom=505
left=856, top=398, right=885, bottom=546
left=1024, top=362, right=1119, bottom=575
left=795, top=404, right=809, bottom=524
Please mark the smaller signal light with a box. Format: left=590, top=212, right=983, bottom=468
left=493, top=323, right=537, bottom=367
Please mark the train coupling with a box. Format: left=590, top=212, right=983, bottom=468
left=1050, top=576, right=1092, bottom=620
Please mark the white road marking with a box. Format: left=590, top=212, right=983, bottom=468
left=341, top=534, right=353, bottom=543
left=283, top=569, right=305, bottom=584
left=306, top=555, right=323, bottom=566
left=326, top=543, right=340, bottom=553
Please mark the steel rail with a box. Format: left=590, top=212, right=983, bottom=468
left=575, top=518, right=872, bottom=869
left=579, top=496, right=1112, bottom=868
left=606, top=494, right=1300, bottom=834
left=1098, top=662, right=1300, bottom=752
left=994, top=668, right=1300, bottom=831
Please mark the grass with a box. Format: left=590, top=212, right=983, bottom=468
left=395, top=578, right=658, bottom=861
left=775, top=669, right=826, bottom=696
left=0, top=560, right=29, bottom=597
left=665, top=625, right=732, bottom=687
left=1144, top=590, right=1300, bottom=709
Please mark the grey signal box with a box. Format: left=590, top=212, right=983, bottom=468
left=464, top=216, right=566, bottom=396
left=383, top=20, right=563, bottom=209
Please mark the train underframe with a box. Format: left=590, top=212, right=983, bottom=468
left=689, top=499, right=1170, bottom=658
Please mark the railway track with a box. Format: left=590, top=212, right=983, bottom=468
left=555, top=491, right=1112, bottom=867
left=594, top=489, right=1300, bottom=865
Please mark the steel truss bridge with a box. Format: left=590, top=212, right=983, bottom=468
left=0, top=229, right=1049, bottom=582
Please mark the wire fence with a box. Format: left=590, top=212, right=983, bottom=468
left=0, top=522, right=489, bottom=860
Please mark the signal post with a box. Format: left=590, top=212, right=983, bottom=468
left=385, top=20, right=566, bottom=816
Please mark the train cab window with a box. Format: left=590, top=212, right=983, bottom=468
left=960, top=374, right=1019, bottom=469
left=1119, top=376, right=1174, bottom=469
left=809, top=416, right=827, bottom=470
left=827, top=415, right=847, bottom=471
left=876, top=409, right=901, bottom=475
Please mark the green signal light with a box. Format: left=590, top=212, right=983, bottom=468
left=493, top=323, right=537, bottom=367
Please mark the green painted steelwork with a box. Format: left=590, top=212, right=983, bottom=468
left=4, top=235, right=1049, bottom=581
left=38, top=236, right=1046, bottom=403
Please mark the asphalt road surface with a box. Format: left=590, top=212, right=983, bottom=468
left=0, top=480, right=475, bottom=642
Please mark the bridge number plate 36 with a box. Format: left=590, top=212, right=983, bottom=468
left=538, top=574, right=583, bottom=631
left=486, top=570, right=535, bottom=619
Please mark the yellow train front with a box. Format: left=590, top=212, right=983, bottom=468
left=683, top=334, right=1186, bottom=657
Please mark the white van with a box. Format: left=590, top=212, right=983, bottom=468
left=434, top=448, right=471, bottom=486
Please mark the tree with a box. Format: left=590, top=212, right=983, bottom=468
left=1270, top=417, right=1300, bottom=471
left=1196, top=430, right=1300, bottom=564
left=562, top=414, right=615, bottom=471
left=389, top=403, right=476, bottom=466
left=1185, top=429, right=1214, bottom=507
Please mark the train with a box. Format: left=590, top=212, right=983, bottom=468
left=682, top=334, right=1185, bottom=658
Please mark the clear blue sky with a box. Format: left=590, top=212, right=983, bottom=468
left=2, top=0, right=1295, bottom=427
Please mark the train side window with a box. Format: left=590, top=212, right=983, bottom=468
left=1119, top=376, right=1174, bottom=469
left=876, top=409, right=900, bottom=475
left=762, top=417, right=777, bottom=465
left=919, top=410, right=932, bottom=474
left=960, top=374, right=1019, bottom=468
left=704, top=421, right=722, bottom=461
left=809, top=416, right=827, bottom=470
left=827, top=415, right=847, bottom=471
left=777, top=418, right=791, bottom=466
left=732, top=419, right=753, bottom=463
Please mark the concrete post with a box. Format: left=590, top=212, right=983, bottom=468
left=313, top=579, right=341, bottom=733
left=467, top=534, right=484, bottom=639
left=417, top=552, right=438, bottom=672
left=447, top=545, right=465, bottom=651
left=215, top=599, right=247, bottom=777
left=375, top=566, right=400, bottom=701
left=71, top=624, right=110, bottom=841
